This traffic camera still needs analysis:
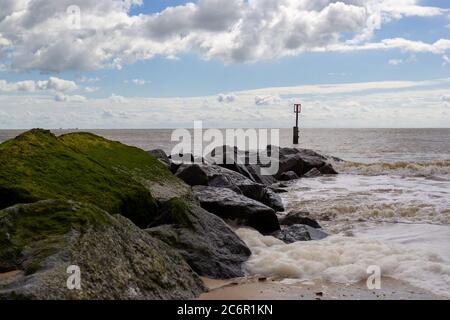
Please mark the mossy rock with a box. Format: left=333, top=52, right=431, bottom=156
left=0, top=200, right=204, bottom=299
left=0, top=129, right=184, bottom=227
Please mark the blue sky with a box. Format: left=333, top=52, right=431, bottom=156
left=0, top=0, right=449, bottom=128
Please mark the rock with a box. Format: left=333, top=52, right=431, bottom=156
left=193, top=186, right=280, bottom=234
left=304, top=225, right=328, bottom=240
left=0, top=129, right=173, bottom=228
left=168, top=153, right=195, bottom=163
left=0, top=200, right=204, bottom=299
left=280, top=212, right=322, bottom=229
left=175, top=164, right=208, bottom=186
left=146, top=198, right=251, bottom=279
left=273, top=224, right=328, bottom=244
left=208, top=145, right=257, bottom=181
left=304, top=168, right=322, bottom=178
left=147, top=149, right=170, bottom=166
left=261, top=188, right=284, bottom=212
left=246, top=164, right=277, bottom=186
left=279, top=171, right=299, bottom=181
left=273, top=225, right=311, bottom=243
left=319, top=163, right=338, bottom=174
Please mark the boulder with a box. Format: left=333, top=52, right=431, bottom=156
left=273, top=224, right=328, bottom=244
left=246, top=164, right=277, bottom=186
left=146, top=198, right=251, bottom=279
left=279, top=171, right=299, bottom=181
left=279, top=212, right=322, bottom=229
left=261, top=189, right=284, bottom=212
left=175, top=164, right=208, bottom=186
left=319, top=163, right=338, bottom=174
left=147, top=149, right=170, bottom=166
left=193, top=186, right=280, bottom=234
left=0, top=200, right=204, bottom=300
left=304, top=168, right=322, bottom=178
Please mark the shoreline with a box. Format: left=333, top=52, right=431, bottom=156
left=199, top=276, right=445, bottom=300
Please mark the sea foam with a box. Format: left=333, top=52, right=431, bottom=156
left=236, top=228, right=450, bottom=298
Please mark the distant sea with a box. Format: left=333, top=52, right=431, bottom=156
left=1, top=128, right=449, bottom=297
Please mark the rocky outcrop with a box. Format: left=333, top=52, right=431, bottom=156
left=175, top=164, right=284, bottom=212
left=146, top=198, right=251, bottom=279
left=0, top=200, right=204, bottom=300
left=193, top=186, right=280, bottom=234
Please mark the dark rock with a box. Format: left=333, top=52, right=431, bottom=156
left=246, top=164, right=277, bottom=185
left=193, top=186, right=280, bottom=234
left=279, top=171, right=299, bottom=181
left=304, top=168, right=321, bottom=178
left=169, top=153, right=195, bottom=163
left=319, top=163, right=338, bottom=174
left=261, top=188, right=284, bottom=212
left=147, top=149, right=170, bottom=166
left=304, top=225, right=328, bottom=240
left=175, top=164, right=208, bottom=186
left=0, top=200, right=204, bottom=300
left=273, top=224, right=328, bottom=244
left=146, top=198, right=251, bottom=279
left=280, top=211, right=322, bottom=229
left=273, top=225, right=311, bottom=243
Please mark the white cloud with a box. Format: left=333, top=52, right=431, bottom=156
left=84, top=86, right=99, bottom=93
left=389, top=59, right=403, bottom=65
left=125, top=79, right=150, bottom=85
left=217, top=93, right=237, bottom=103
left=443, top=55, right=450, bottom=66
left=54, top=93, right=86, bottom=102
left=109, top=93, right=128, bottom=103
left=0, top=0, right=447, bottom=72
left=0, top=77, right=77, bottom=93
left=255, top=95, right=282, bottom=106
left=0, top=78, right=449, bottom=128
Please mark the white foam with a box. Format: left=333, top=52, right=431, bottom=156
left=236, top=228, right=450, bottom=297
left=334, top=159, right=450, bottom=177
left=281, top=174, right=450, bottom=225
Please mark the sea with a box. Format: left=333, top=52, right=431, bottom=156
left=1, top=128, right=449, bottom=297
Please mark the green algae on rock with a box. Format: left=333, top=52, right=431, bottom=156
left=0, top=200, right=205, bottom=299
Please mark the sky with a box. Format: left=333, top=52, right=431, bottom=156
left=0, top=0, right=449, bottom=128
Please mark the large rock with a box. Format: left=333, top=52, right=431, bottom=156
left=279, top=211, right=322, bottom=229
left=267, top=145, right=338, bottom=178
left=146, top=198, right=251, bottom=279
left=175, top=164, right=208, bottom=186
left=0, top=200, right=204, bottom=300
left=0, top=129, right=190, bottom=228
left=0, top=130, right=251, bottom=290
left=193, top=186, right=280, bottom=234
left=175, top=164, right=284, bottom=211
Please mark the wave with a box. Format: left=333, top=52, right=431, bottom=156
left=333, top=159, right=450, bottom=177
left=236, top=228, right=450, bottom=298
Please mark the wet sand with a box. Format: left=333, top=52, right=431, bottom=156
left=199, top=276, right=445, bottom=300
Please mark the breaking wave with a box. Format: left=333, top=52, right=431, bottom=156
left=236, top=228, right=450, bottom=298
left=334, top=159, right=450, bottom=177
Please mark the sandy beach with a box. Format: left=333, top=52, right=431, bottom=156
left=199, top=277, right=444, bottom=300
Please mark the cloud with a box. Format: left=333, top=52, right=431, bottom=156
left=389, top=59, right=403, bottom=65
left=84, top=86, right=99, bottom=93
left=54, top=93, right=86, bottom=102
left=217, top=93, right=237, bottom=103
left=109, top=93, right=128, bottom=103
left=255, top=95, right=281, bottom=106
left=442, top=95, right=450, bottom=102
left=0, top=0, right=447, bottom=72
left=125, top=79, right=150, bottom=85
left=443, top=55, right=450, bottom=66
left=0, top=77, right=77, bottom=93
